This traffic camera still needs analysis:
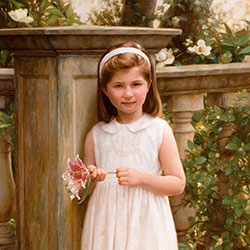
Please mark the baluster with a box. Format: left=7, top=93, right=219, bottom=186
left=165, top=93, right=204, bottom=244
left=0, top=139, right=16, bottom=249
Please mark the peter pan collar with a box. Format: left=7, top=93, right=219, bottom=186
left=101, top=114, right=154, bottom=134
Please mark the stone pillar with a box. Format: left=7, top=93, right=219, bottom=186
left=166, top=94, right=203, bottom=243
left=0, top=25, right=181, bottom=250
left=167, top=94, right=204, bottom=158
left=0, top=69, right=16, bottom=250
left=0, top=139, right=16, bottom=249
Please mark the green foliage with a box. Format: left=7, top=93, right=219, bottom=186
left=157, top=0, right=213, bottom=46
left=9, top=218, right=16, bottom=236
left=175, top=21, right=250, bottom=65
left=155, top=0, right=250, bottom=65
left=0, top=0, right=82, bottom=68
left=162, top=102, right=172, bottom=124
left=87, top=0, right=121, bottom=26
left=0, top=0, right=82, bottom=28
left=0, top=49, right=13, bottom=68
left=183, top=90, right=250, bottom=249
left=87, top=0, right=250, bottom=65
left=0, top=104, right=14, bottom=150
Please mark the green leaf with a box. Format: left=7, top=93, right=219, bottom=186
left=225, top=142, right=238, bottom=151
left=232, top=137, right=242, bottom=144
left=222, top=196, right=232, bottom=205
left=223, top=23, right=234, bottom=38
left=45, top=8, right=64, bottom=17
left=224, top=167, right=233, bottom=176
left=239, top=46, right=250, bottom=55
left=219, top=51, right=232, bottom=64
left=214, top=105, right=222, bottom=115
left=235, top=207, right=244, bottom=217
left=65, top=5, right=74, bottom=18
left=178, top=243, right=187, bottom=250
left=226, top=217, right=233, bottom=227
left=220, top=34, right=234, bottom=47
left=192, top=110, right=201, bottom=122
left=46, top=15, right=58, bottom=25
left=39, top=20, right=49, bottom=27
left=177, top=3, right=186, bottom=11
left=0, top=124, right=10, bottom=129
left=245, top=235, right=250, bottom=245
left=78, top=177, right=91, bottom=204
left=40, top=0, right=50, bottom=13
left=187, top=139, right=194, bottom=151
left=235, top=31, right=250, bottom=46
left=243, top=143, right=250, bottom=151
left=196, top=157, right=206, bottom=165
left=12, top=0, right=25, bottom=9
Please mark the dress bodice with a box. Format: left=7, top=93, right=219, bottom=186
left=92, top=114, right=166, bottom=175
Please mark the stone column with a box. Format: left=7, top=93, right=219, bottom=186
left=0, top=139, right=16, bottom=249
left=157, top=67, right=205, bottom=244
left=165, top=94, right=203, bottom=243
left=0, top=25, right=181, bottom=250
left=0, top=69, right=16, bottom=250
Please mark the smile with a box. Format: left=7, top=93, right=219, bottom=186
left=121, top=101, right=136, bottom=105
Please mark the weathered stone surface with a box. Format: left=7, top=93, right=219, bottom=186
left=0, top=25, right=181, bottom=55
left=157, top=62, right=250, bottom=96
left=0, top=140, right=16, bottom=247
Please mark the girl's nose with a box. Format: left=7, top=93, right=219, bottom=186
left=123, top=87, right=133, bottom=98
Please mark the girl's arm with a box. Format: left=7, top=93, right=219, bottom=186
left=116, top=122, right=186, bottom=196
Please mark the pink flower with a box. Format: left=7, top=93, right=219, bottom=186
left=62, top=154, right=90, bottom=203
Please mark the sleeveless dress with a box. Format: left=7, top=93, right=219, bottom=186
left=81, top=114, right=178, bottom=250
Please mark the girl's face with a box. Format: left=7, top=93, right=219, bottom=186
left=102, top=66, right=150, bottom=123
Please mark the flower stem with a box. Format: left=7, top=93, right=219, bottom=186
left=107, top=172, right=116, bottom=174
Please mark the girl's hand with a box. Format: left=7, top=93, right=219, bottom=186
left=116, top=168, right=143, bottom=187
left=88, top=164, right=107, bottom=182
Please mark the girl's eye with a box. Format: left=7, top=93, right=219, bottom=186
left=114, top=84, right=123, bottom=88
left=132, top=82, right=141, bottom=87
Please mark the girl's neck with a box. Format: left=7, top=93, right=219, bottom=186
left=116, top=112, right=144, bottom=124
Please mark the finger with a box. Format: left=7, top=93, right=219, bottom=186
left=88, top=164, right=97, bottom=173
left=95, top=168, right=107, bottom=181
left=116, top=168, right=129, bottom=177
left=118, top=176, right=127, bottom=185
left=116, top=167, right=128, bottom=173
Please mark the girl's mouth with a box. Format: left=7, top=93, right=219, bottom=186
left=122, top=101, right=136, bottom=105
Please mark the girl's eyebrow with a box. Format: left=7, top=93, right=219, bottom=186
left=111, top=81, right=124, bottom=84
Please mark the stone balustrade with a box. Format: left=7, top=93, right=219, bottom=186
left=0, top=68, right=16, bottom=250
left=0, top=26, right=250, bottom=249
left=157, top=62, right=250, bottom=243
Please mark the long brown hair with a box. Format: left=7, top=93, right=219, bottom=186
left=97, top=41, right=162, bottom=123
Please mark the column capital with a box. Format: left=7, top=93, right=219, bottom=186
left=0, top=25, right=181, bottom=56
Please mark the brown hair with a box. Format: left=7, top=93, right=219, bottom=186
left=97, top=41, right=162, bottom=123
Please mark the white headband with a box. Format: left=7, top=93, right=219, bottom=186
left=99, top=47, right=150, bottom=77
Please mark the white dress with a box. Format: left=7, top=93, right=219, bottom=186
left=81, top=114, right=178, bottom=250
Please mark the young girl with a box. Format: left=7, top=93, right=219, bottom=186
left=81, top=41, right=186, bottom=250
